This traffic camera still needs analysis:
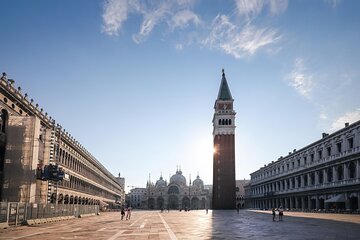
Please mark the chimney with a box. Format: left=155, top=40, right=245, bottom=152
left=322, top=133, right=328, bottom=138
left=345, top=122, right=349, bottom=127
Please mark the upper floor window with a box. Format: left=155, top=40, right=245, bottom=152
left=318, top=150, right=322, bottom=160
left=310, top=154, right=314, bottom=162
left=297, top=159, right=300, bottom=167
left=336, top=142, right=342, bottom=153
left=327, top=147, right=331, bottom=156
left=348, top=138, right=354, bottom=149
left=304, top=156, right=307, bottom=165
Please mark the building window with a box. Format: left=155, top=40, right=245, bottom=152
left=304, top=156, right=307, bottom=165
left=327, top=147, right=331, bottom=156
left=292, top=162, right=294, bottom=169
left=337, top=165, right=343, bottom=181
left=327, top=168, right=333, bottom=182
left=349, top=162, right=356, bottom=179
left=318, top=171, right=323, bottom=184
left=310, top=154, right=314, bottom=162
left=304, top=175, right=308, bottom=186
left=348, top=138, right=354, bottom=149
left=336, top=142, right=342, bottom=153
left=310, top=173, right=315, bottom=185
left=297, top=159, right=300, bottom=167
left=287, top=164, right=289, bottom=171
left=318, top=150, right=322, bottom=160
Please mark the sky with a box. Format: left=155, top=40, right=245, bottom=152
left=1, top=0, right=360, bottom=192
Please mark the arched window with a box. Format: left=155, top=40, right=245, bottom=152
left=229, top=119, right=232, bottom=125
left=218, top=119, right=221, bottom=125
left=337, top=165, right=343, bottom=181
left=318, top=170, right=323, bottom=184
left=225, top=119, right=228, bottom=125
left=310, top=173, right=315, bottom=185
left=168, top=185, right=180, bottom=194
left=222, top=119, right=225, bottom=125
left=327, top=168, right=333, bottom=182
left=349, top=162, right=356, bottom=179
left=0, top=109, right=8, bottom=133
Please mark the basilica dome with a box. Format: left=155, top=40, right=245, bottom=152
left=192, top=175, right=204, bottom=189
left=170, top=170, right=186, bottom=186
left=155, top=176, right=166, bottom=188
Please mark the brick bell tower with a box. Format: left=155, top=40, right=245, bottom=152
left=212, top=69, right=236, bottom=209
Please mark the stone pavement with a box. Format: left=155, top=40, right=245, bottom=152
left=0, top=210, right=359, bottom=239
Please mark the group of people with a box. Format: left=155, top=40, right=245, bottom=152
left=120, top=207, right=132, bottom=220
left=272, top=206, right=284, bottom=221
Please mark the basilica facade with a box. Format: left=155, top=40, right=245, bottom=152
left=141, top=169, right=210, bottom=210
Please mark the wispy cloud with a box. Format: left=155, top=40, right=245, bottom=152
left=235, top=0, right=288, bottom=18
left=102, top=0, right=200, bottom=43
left=203, top=15, right=281, bottom=59
left=170, top=10, right=201, bottom=30
left=330, top=108, right=360, bottom=131
left=324, top=0, right=342, bottom=9
left=102, top=0, right=286, bottom=56
left=102, top=0, right=129, bottom=36
left=287, top=58, right=314, bottom=98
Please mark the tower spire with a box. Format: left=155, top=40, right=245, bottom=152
left=217, top=68, right=232, bottom=100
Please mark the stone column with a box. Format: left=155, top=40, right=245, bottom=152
left=301, top=175, right=305, bottom=187
left=357, top=160, right=360, bottom=179
left=333, top=166, right=338, bottom=182
left=295, top=177, right=298, bottom=189
left=323, top=168, right=328, bottom=183
left=308, top=196, right=312, bottom=210
left=284, top=179, right=288, bottom=190
left=315, top=196, right=319, bottom=209
left=295, top=197, right=299, bottom=209
left=290, top=197, right=293, bottom=209
left=307, top=174, right=311, bottom=186
left=301, top=197, right=305, bottom=210
left=315, top=171, right=319, bottom=185
left=345, top=193, right=351, bottom=210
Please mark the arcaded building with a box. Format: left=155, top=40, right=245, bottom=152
left=246, top=121, right=360, bottom=211
left=0, top=73, right=124, bottom=205
left=212, top=69, right=236, bottom=209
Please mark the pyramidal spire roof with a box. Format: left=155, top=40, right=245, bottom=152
left=217, top=69, right=233, bottom=100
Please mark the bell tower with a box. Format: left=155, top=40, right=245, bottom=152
left=212, top=69, right=236, bottom=209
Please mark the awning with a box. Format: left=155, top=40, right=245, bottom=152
left=325, top=194, right=346, bottom=203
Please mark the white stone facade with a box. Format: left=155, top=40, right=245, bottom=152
left=246, top=120, right=360, bottom=211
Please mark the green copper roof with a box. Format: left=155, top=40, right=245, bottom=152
left=217, top=69, right=233, bottom=100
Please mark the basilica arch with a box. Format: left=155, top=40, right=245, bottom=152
left=168, top=195, right=179, bottom=209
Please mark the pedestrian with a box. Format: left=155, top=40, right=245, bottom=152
left=236, top=205, right=240, bottom=214
left=272, top=207, right=276, bottom=221
left=278, top=206, right=284, bottom=221
left=126, top=207, right=132, bottom=220
left=121, top=208, right=125, bottom=220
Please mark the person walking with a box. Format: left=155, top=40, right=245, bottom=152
left=121, top=208, right=125, bottom=220
left=126, top=207, right=132, bottom=220
left=278, top=206, right=284, bottom=221
left=272, top=207, right=276, bottom=221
